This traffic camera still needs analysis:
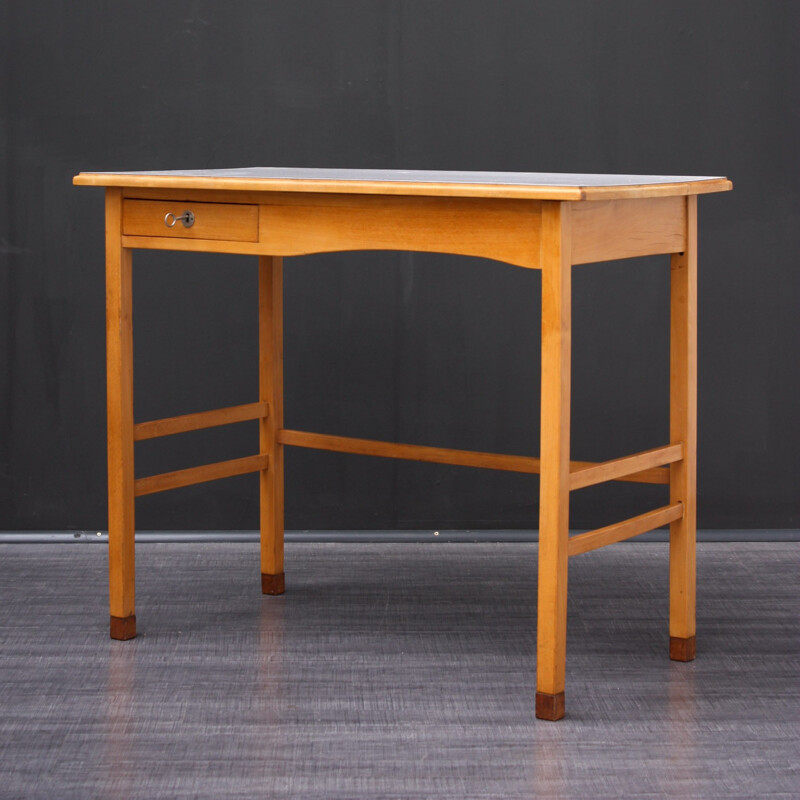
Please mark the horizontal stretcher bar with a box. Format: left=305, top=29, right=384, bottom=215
left=567, top=502, right=683, bottom=557
left=134, top=454, right=267, bottom=497
left=568, top=443, right=683, bottom=491
left=278, top=429, right=670, bottom=484
left=134, top=402, right=268, bottom=441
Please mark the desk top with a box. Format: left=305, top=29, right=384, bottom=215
left=73, top=167, right=732, bottom=201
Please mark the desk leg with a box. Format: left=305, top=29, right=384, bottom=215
left=259, top=256, right=285, bottom=594
left=536, top=202, right=571, bottom=720
left=106, top=188, right=136, bottom=640
left=669, top=196, right=697, bottom=661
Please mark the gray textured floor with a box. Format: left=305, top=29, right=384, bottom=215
left=0, top=543, right=797, bottom=799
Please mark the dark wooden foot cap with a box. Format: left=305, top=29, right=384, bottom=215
left=535, top=691, right=566, bottom=721
left=261, top=572, right=285, bottom=595
left=110, top=614, right=137, bottom=640
left=670, top=635, right=696, bottom=661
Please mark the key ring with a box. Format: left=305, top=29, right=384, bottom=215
left=164, top=210, right=195, bottom=228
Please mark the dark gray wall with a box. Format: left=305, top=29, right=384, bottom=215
left=2, top=1, right=798, bottom=532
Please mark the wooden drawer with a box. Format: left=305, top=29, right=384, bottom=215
left=122, top=199, right=259, bottom=242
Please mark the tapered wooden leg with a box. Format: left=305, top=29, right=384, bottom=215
left=669, top=196, right=697, bottom=661
left=536, top=202, right=572, bottom=720
left=259, top=256, right=285, bottom=594
left=105, top=188, right=136, bottom=640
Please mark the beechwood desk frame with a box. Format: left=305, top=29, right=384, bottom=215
left=74, top=168, right=732, bottom=720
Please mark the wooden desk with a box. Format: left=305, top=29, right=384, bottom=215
left=73, top=168, right=732, bottom=720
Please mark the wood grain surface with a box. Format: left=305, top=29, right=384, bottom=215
left=74, top=167, right=732, bottom=201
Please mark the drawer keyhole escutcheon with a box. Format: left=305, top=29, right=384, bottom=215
left=164, top=210, right=195, bottom=228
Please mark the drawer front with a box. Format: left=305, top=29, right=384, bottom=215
left=122, top=199, right=259, bottom=242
